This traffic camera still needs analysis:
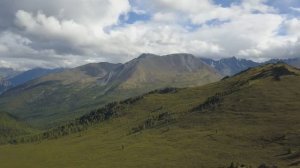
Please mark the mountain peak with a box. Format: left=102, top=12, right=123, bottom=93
left=137, top=53, right=195, bottom=60
left=223, top=56, right=238, bottom=60
left=163, top=53, right=195, bottom=57
left=137, top=53, right=158, bottom=59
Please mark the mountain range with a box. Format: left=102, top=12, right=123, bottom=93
left=201, top=56, right=300, bottom=76
left=0, top=53, right=221, bottom=127
left=200, top=56, right=260, bottom=76
left=0, top=68, right=63, bottom=93
left=0, top=68, right=21, bottom=93
left=266, top=58, right=300, bottom=68
left=0, top=62, right=299, bottom=167
left=0, top=68, right=21, bottom=79
left=0, top=54, right=299, bottom=128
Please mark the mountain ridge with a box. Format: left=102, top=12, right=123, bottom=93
left=0, top=68, right=63, bottom=94
left=201, top=56, right=260, bottom=76
left=0, top=53, right=221, bottom=128
left=0, top=54, right=299, bottom=128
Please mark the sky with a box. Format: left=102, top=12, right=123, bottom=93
left=0, top=0, right=300, bottom=70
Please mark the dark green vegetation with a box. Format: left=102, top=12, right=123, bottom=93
left=0, top=63, right=299, bottom=167
left=0, top=54, right=221, bottom=128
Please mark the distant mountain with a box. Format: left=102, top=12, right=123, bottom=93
left=0, top=53, right=222, bottom=128
left=0, top=78, right=12, bottom=94
left=8, top=68, right=63, bottom=87
left=119, top=53, right=221, bottom=89
left=201, top=57, right=300, bottom=76
left=201, top=57, right=260, bottom=76
left=0, top=68, right=20, bottom=78
left=0, top=68, right=21, bottom=93
left=0, top=68, right=63, bottom=94
left=287, top=58, right=300, bottom=68
left=265, top=58, right=300, bottom=68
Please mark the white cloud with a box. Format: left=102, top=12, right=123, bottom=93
left=241, top=0, right=275, bottom=13
left=0, top=31, right=105, bottom=70
left=0, top=44, right=8, bottom=53
left=105, top=22, right=224, bottom=57
left=0, top=31, right=34, bottom=57
left=9, top=0, right=130, bottom=28
left=284, top=18, right=300, bottom=36
left=152, top=12, right=178, bottom=23
left=15, top=10, right=95, bottom=46
left=290, top=7, right=300, bottom=12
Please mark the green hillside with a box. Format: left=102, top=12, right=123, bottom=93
left=0, top=54, right=221, bottom=128
left=0, top=112, right=36, bottom=144
left=0, top=63, right=299, bottom=167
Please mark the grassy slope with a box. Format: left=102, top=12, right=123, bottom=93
left=0, top=64, right=299, bottom=167
left=0, top=112, right=36, bottom=143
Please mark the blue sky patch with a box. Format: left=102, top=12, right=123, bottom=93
left=213, top=0, right=241, bottom=7
left=205, top=19, right=230, bottom=26
left=267, top=0, right=300, bottom=15
left=119, top=11, right=151, bottom=24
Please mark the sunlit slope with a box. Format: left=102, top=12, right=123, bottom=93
left=0, top=63, right=299, bottom=167
left=0, top=54, right=221, bottom=128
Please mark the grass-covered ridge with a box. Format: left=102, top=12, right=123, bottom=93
left=0, top=63, right=299, bottom=167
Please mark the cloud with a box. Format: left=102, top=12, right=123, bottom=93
left=0, top=0, right=300, bottom=69
left=0, top=0, right=130, bottom=28
left=15, top=10, right=96, bottom=51
left=108, top=22, right=223, bottom=55
left=192, top=12, right=285, bottom=58
left=0, top=44, right=8, bottom=53
left=290, top=7, right=300, bottom=12
left=284, top=18, right=300, bottom=36
left=0, top=31, right=106, bottom=70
